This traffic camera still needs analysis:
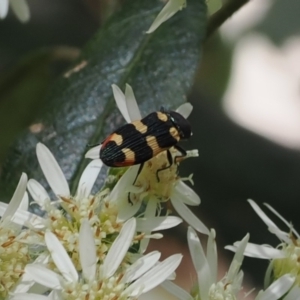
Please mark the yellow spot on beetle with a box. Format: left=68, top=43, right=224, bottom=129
left=157, top=111, right=168, bottom=122
left=133, top=120, right=148, bottom=133
left=111, top=133, right=123, bottom=146
left=146, top=135, right=164, bottom=155
left=122, top=148, right=135, bottom=162
left=169, top=127, right=180, bottom=141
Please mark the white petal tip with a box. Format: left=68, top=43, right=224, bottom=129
left=85, top=146, right=101, bottom=159
left=176, top=102, right=193, bottom=118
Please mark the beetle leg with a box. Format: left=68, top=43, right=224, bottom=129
left=156, top=150, right=173, bottom=182
left=128, top=163, right=144, bottom=205
left=127, top=193, right=133, bottom=205
left=133, top=163, right=144, bottom=185
left=173, top=145, right=187, bottom=163
left=156, top=146, right=188, bottom=182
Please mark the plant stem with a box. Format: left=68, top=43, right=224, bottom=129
left=205, top=0, right=250, bottom=40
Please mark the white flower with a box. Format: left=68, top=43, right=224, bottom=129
left=226, top=199, right=300, bottom=297
left=160, top=227, right=247, bottom=300
left=0, top=0, right=30, bottom=22
left=146, top=0, right=187, bottom=34
left=192, top=227, right=247, bottom=300
left=255, top=274, right=296, bottom=300
left=86, top=84, right=208, bottom=243
left=0, top=173, right=33, bottom=298
left=0, top=142, right=181, bottom=274
left=162, top=227, right=295, bottom=300
left=14, top=218, right=183, bottom=299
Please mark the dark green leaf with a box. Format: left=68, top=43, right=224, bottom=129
left=0, top=47, right=79, bottom=163
left=0, top=0, right=207, bottom=201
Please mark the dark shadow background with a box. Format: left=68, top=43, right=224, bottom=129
left=1, top=0, right=300, bottom=292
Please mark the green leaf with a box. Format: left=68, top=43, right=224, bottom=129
left=0, top=0, right=207, bottom=200
left=0, top=47, right=79, bottom=164
left=207, top=0, right=222, bottom=15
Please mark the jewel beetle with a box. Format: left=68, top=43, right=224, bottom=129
left=99, top=108, right=192, bottom=171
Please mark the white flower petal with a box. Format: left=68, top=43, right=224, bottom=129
left=186, top=150, right=198, bottom=158
left=0, top=201, right=44, bottom=228
left=45, top=231, right=78, bottom=282
left=111, top=165, right=143, bottom=222
left=206, top=229, right=217, bottom=283
left=146, top=0, right=186, bottom=34
left=10, top=0, right=30, bottom=22
left=27, top=283, right=49, bottom=297
left=36, top=143, right=70, bottom=197
left=227, top=234, right=249, bottom=282
left=110, top=165, right=140, bottom=202
left=167, top=270, right=176, bottom=281
left=127, top=254, right=183, bottom=296
left=77, top=159, right=102, bottom=199
left=233, top=270, right=244, bottom=295
left=49, top=290, right=61, bottom=300
left=139, top=285, right=182, bottom=300
left=225, top=242, right=285, bottom=259
left=256, top=274, right=295, bottom=300
left=248, top=199, right=273, bottom=225
left=122, top=251, right=161, bottom=283
left=140, top=200, right=157, bottom=253
left=0, top=0, right=9, bottom=18
left=85, top=145, right=101, bottom=159
left=136, top=216, right=182, bottom=232
left=173, top=180, right=200, bottom=206
left=248, top=200, right=290, bottom=244
left=13, top=253, right=49, bottom=293
left=264, top=202, right=300, bottom=239
left=11, top=207, right=45, bottom=228
left=0, top=202, right=9, bottom=217
left=27, top=179, right=50, bottom=208
left=20, top=191, right=29, bottom=211
left=112, top=84, right=131, bottom=123
left=2, top=172, right=27, bottom=221
left=161, top=280, right=193, bottom=300
left=79, top=219, right=97, bottom=281
left=176, top=102, right=193, bottom=119
left=267, top=225, right=291, bottom=244
left=171, top=196, right=209, bottom=234
left=187, top=227, right=211, bottom=300
left=117, top=199, right=142, bottom=222
left=25, top=264, right=63, bottom=289
left=264, top=260, right=274, bottom=288
left=102, top=218, right=136, bottom=278
left=124, top=84, right=142, bottom=121
left=248, top=200, right=281, bottom=235
left=13, top=278, right=35, bottom=294
left=10, top=294, right=49, bottom=300
left=283, top=286, right=300, bottom=300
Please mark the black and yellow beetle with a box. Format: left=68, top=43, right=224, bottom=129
left=99, top=108, right=192, bottom=172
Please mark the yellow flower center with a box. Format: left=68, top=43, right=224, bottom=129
left=62, top=273, right=136, bottom=300
left=273, top=236, right=300, bottom=285
left=29, top=191, right=125, bottom=270
left=133, top=148, right=180, bottom=201
left=0, top=224, right=30, bottom=298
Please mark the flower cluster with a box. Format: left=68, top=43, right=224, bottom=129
left=0, top=84, right=299, bottom=300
